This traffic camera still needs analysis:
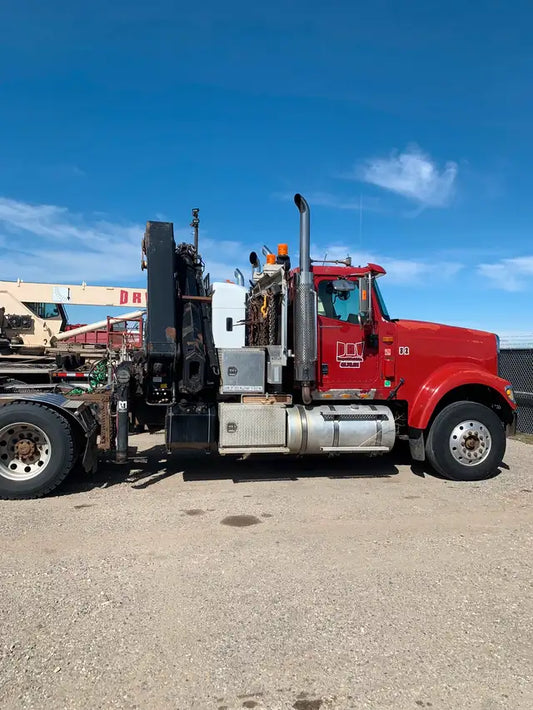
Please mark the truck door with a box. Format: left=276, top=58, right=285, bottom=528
left=317, top=278, right=380, bottom=390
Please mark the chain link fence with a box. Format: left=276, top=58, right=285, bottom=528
left=499, top=348, right=533, bottom=433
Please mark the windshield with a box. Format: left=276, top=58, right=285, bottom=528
left=374, top=280, right=391, bottom=320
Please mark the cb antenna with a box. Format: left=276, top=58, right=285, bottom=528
left=191, top=208, right=200, bottom=251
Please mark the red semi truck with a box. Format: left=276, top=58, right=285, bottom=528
left=0, top=195, right=517, bottom=498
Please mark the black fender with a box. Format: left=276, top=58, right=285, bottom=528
left=0, top=393, right=99, bottom=472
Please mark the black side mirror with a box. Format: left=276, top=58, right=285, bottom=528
left=332, top=278, right=356, bottom=293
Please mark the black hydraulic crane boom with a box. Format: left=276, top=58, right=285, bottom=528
left=143, top=219, right=218, bottom=404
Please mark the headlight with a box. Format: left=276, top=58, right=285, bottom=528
left=504, top=385, right=516, bottom=403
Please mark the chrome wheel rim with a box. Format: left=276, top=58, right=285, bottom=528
left=449, top=419, right=492, bottom=466
left=0, top=422, right=52, bottom=481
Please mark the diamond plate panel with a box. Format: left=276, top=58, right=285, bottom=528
left=219, top=403, right=287, bottom=448
left=219, top=348, right=265, bottom=394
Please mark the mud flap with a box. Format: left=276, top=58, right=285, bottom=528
left=82, top=429, right=99, bottom=473
left=506, top=412, right=517, bottom=437
left=408, top=427, right=425, bottom=461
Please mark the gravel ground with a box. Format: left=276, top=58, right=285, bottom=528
left=0, top=434, right=532, bottom=710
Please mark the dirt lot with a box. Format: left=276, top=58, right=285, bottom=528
left=1, top=434, right=532, bottom=710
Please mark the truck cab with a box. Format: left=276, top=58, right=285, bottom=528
left=312, top=264, right=506, bottom=412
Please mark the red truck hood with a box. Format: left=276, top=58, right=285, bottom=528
left=393, top=319, right=499, bottom=375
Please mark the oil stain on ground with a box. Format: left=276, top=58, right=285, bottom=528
left=183, top=509, right=205, bottom=516
left=221, top=515, right=262, bottom=527
left=293, top=699, right=323, bottom=710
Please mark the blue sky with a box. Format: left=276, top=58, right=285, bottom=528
left=0, top=0, right=532, bottom=334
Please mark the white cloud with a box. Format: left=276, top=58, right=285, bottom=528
left=0, top=196, right=463, bottom=294
left=478, top=256, right=533, bottom=291
left=313, top=242, right=462, bottom=285
left=273, top=191, right=382, bottom=212
left=297, top=192, right=362, bottom=211
left=0, top=197, right=247, bottom=285
left=359, top=145, right=458, bottom=207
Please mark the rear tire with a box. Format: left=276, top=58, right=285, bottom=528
left=0, top=402, right=76, bottom=499
left=425, top=401, right=505, bottom=481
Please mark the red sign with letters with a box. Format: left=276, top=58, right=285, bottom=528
left=119, top=290, right=146, bottom=305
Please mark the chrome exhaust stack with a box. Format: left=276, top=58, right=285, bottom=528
left=293, top=194, right=317, bottom=401
left=234, top=268, right=245, bottom=287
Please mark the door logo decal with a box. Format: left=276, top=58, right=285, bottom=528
left=336, top=341, right=364, bottom=368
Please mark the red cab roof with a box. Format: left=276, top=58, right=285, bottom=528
left=291, top=263, right=386, bottom=277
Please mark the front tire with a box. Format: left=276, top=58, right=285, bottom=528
left=0, top=402, right=76, bottom=499
left=425, top=401, right=506, bottom=481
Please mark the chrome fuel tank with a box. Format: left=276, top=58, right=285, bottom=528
left=286, top=404, right=395, bottom=454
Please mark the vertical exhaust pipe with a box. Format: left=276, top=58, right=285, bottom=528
left=190, top=208, right=200, bottom=251
left=293, top=194, right=317, bottom=401
left=234, top=268, right=245, bottom=287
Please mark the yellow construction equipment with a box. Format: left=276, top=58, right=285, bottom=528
left=0, top=280, right=146, bottom=352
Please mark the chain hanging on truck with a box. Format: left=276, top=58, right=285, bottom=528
left=268, top=293, right=277, bottom=346
left=246, top=291, right=280, bottom=347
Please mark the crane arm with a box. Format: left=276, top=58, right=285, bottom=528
left=0, top=281, right=147, bottom=308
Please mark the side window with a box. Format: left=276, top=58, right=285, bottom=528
left=24, top=302, right=61, bottom=319
left=41, top=303, right=61, bottom=319
left=317, top=280, right=360, bottom=323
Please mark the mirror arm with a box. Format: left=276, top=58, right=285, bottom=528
left=367, top=272, right=372, bottom=322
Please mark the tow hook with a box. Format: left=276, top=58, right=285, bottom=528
left=261, top=295, right=268, bottom=319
